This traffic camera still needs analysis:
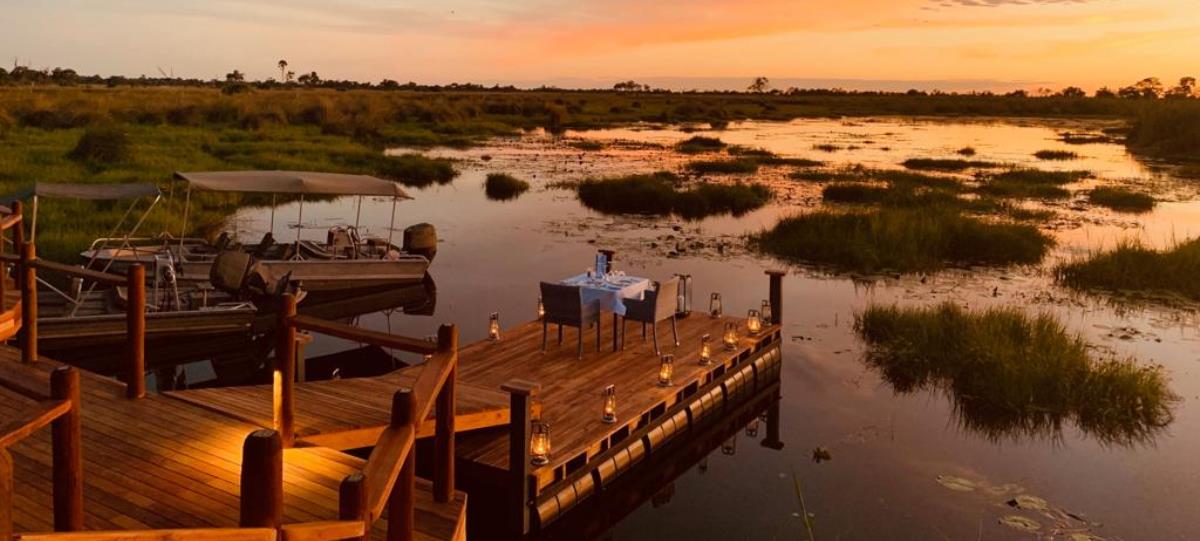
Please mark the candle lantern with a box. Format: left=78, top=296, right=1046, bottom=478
left=721, top=434, right=737, bottom=455
left=658, top=354, right=675, bottom=387
left=723, top=322, right=738, bottom=350
left=709, top=292, right=723, bottom=318
left=530, top=420, right=551, bottom=466
left=699, top=333, right=712, bottom=366
left=601, top=384, right=617, bottom=423
left=746, top=309, right=763, bottom=335
left=537, top=296, right=545, bottom=319
left=745, top=417, right=760, bottom=437
left=674, top=273, right=693, bottom=317
left=488, top=312, right=501, bottom=341
left=760, top=299, right=772, bottom=324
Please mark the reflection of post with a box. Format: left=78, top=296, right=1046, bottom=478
left=761, top=392, right=785, bottom=450
left=502, top=379, right=540, bottom=539
left=765, top=270, right=785, bottom=326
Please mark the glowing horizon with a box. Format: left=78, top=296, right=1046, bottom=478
left=3, top=0, right=1198, bottom=92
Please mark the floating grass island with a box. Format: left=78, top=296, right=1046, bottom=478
left=1087, top=187, right=1155, bottom=213
left=1056, top=238, right=1200, bottom=302
left=577, top=171, right=770, bottom=220
left=483, top=173, right=530, bottom=201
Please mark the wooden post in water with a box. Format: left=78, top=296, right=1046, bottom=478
left=19, top=241, right=36, bottom=364
left=274, top=294, right=298, bottom=447
left=338, top=472, right=368, bottom=541
left=50, top=366, right=83, bottom=531
left=433, top=324, right=458, bottom=504
left=125, top=264, right=146, bottom=399
left=1, top=447, right=13, bottom=541
left=389, top=388, right=417, bottom=541
left=765, top=270, right=785, bottom=326
left=761, top=391, right=785, bottom=450
left=239, top=429, right=283, bottom=528
left=502, top=379, right=540, bottom=539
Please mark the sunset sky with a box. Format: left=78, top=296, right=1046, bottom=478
left=4, top=0, right=1198, bottom=91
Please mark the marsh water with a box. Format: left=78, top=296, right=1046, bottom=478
left=223, top=118, right=1200, bottom=540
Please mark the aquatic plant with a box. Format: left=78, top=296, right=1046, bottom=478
left=1087, top=187, right=1155, bottom=213
left=901, top=158, right=1001, bottom=171
left=577, top=171, right=770, bottom=219
left=975, top=168, right=1089, bottom=199
left=684, top=158, right=760, bottom=174
left=956, top=147, right=976, bottom=156
left=375, top=153, right=459, bottom=187
left=1033, top=149, right=1079, bottom=160
left=483, top=173, right=530, bottom=201
left=812, top=143, right=841, bottom=152
left=1056, top=238, right=1200, bottom=302
left=752, top=206, right=1052, bottom=273
left=675, top=135, right=726, bottom=154
left=855, top=302, right=1176, bottom=446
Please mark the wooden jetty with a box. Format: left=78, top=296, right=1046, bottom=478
left=2, top=200, right=787, bottom=541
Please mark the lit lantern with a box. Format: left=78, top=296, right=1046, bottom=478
left=488, top=312, right=501, bottom=341
left=746, top=309, right=763, bottom=335
left=723, top=322, right=738, bottom=350
left=537, top=296, right=545, bottom=319
left=745, top=417, right=760, bottom=437
left=760, top=299, right=772, bottom=324
left=601, top=385, right=617, bottom=423
left=721, top=434, right=737, bottom=455
left=709, top=293, right=723, bottom=318
left=530, top=420, right=551, bottom=466
left=699, top=333, right=712, bottom=366
left=658, top=354, right=674, bottom=387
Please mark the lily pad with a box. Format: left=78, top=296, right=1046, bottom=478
left=935, top=475, right=976, bottom=492
left=999, top=515, right=1041, bottom=533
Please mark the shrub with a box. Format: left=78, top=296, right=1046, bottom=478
left=484, top=173, right=530, bottom=201
left=1088, top=187, right=1155, bottom=213
left=67, top=125, right=132, bottom=164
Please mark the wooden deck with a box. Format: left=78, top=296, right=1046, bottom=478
left=0, top=348, right=466, bottom=540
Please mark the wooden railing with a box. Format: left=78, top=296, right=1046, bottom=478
left=260, top=293, right=460, bottom=541
left=0, top=202, right=25, bottom=342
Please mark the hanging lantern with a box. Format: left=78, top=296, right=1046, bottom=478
left=745, top=417, right=760, bottom=437
left=721, top=434, right=737, bottom=455
left=760, top=299, right=772, bottom=324
left=658, top=354, right=674, bottom=387
left=723, top=322, right=738, bottom=350
left=601, top=385, right=617, bottom=423
left=488, top=312, right=501, bottom=341
left=530, top=420, right=551, bottom=466
left=537, top=296, right=545, bottom=319
left=746, top=309, right=763, bottom=336
left=709, top=293, right=723, bottom=318
left=699, top=333, right=712, bottom=366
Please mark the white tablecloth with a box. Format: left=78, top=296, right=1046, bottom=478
left=561, top=273, right=652, bottom=316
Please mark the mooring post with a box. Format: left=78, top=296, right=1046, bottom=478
left=338, top=472, right=368, bottom=541
left=125, top=264, right=146, bottom=399
left=50, top=366, right=83, bottom=531
left=239, top=429, right=283, bottom=528
left=433, top=324, right=458, bottom=504
left=502, top=379, right=540, bottom=539
left=766, top=270, right=785, bottom=326
left=0, top=447, right=12, bottom=541
left=274, top=294, right=297, bottom=447
left=389, top=388, right=417, bottom=541
left=19, top=241, right=36, bottom=364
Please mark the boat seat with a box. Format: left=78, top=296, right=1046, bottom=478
left=210, top=250, right=253, bottom=295
left=297, top=240, right=337, bottom=260
left=253, top=232, right=275, bottom=257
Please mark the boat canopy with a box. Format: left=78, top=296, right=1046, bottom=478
left=174, top=171, right=412, bottom=199
left=11, top=182, right=161, bottom=200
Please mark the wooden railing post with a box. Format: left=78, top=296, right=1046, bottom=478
left=239, top=429, right=283, bottom=528
left=338, top=472, right=368, bottom=541
left=1, top=447, right=12, bottom=541
left=433, top=324, right=458, bottom=504
left=126, top=264, right=146, bottom=399
left=766, top=270, right=784, bottom=326
left=388, top=389, right=417, bottom=541
left=0, top=214, right=7, bottom=309
left=501, top=379, right=539, bottom=539
left=19, top=241, right=37, bottom=364
left=274, top=294, right=298, bottom=447
left=50, top=366, right=83, bottom=531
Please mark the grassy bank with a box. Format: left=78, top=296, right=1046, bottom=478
left=1056, top=239, right=1200, bottom=301
left=577, top=171, right=770, bottom=219
left=855, top=303, right=1176, bottom=445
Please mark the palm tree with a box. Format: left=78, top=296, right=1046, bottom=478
left=277, top=59, right=288, bottom=82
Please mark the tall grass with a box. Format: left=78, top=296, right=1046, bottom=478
left=1033, top=149, right=1079, bottom=160
left=1088, top=187, right=1155, bottom=213
left=975, top=168, right=1090, bottom=199
left=684, top=158, right=760, bottom=174
left=855, top=303, right=1176, bottom=445
left=577, top=171, right=770, bottom=219
left=483, top=173, right=530, bottom=201
left=752, top=206, right=1052, bottom=273
left=675, top=136, right=726, bottom=154
left=1056, top=238, right=1200, bottom=301
left=902, top=158, right=1000, bottom=171
left=1126, top=100, right=1200, bottom=161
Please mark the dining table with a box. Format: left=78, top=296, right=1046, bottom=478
left=561, top=272, right=653, bottom=350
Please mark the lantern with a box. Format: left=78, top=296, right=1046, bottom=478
left=699, top=333, right=712, bottom=366
left=745, top=417, right=760, bottom=437
left=746, top=309, right=763, bottom=335
left=537, top=296, right=545, bottom=319
left=601, top=385, right=617, bottom=423
left=723, top=322, right=738, bottom=350
left=658, top=354, right=674, bottom=387
left=530, top=420, right=551, bottom=466
left=675, top=273, right=693, bottom=317
left=488, top=312, right=501, bottom=341
left=721, top=434, right=737, bottom=455
left=760, top=299, right=772, bottom=324
left=709, top=292, right=722, bottom=318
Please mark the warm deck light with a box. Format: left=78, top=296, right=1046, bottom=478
left=746, top=309, right=762, bottom=335
left=602, top=385, right=617, bottom=423
left=531, top=420, right=551, bottom=466
left=658, top=354, right=674, bottom=387
left=709, top=293, right=723, bottom=318
left=760, top=299, right=772, bottom=324
left=745, top=417, right=760, bottom=437
left=488, top=312, right=501, bottom=341
left=723, top=322, right=738, bottom=350
left=699, top=334, right=712, bottom=365
left=676, top=273, right=693, bottom=316
left=537, top=296, right=545, bottom=319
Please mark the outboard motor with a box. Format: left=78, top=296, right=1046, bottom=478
left=402, top=223, right=438, bottom=262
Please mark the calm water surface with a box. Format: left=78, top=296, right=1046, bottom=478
left=228, top=118, right=1200, bottom=540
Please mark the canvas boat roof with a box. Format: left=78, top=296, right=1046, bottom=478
left=10, top=182, right=162, bottom=200
left=174, top=170, right=411, bottom=198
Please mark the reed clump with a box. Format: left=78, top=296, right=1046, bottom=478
left=375, top=153, right=459, bottom=187
left=902, top=158, right=1001, bottom=171
left=578, top=171, right=770, bottom=219
left=1033, top=149, right=1079, bottom=160
left=1056, top=239, right=1200, bottom=301
left=484, top=173, right=530, bottom=201
left=975, top=168, right=1090, bottom=199
left=675, top=135, right=726, bottom=154
left=684, top=158, right=760, bottom=174
left=1087, top=187, right=1155, bottom=213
